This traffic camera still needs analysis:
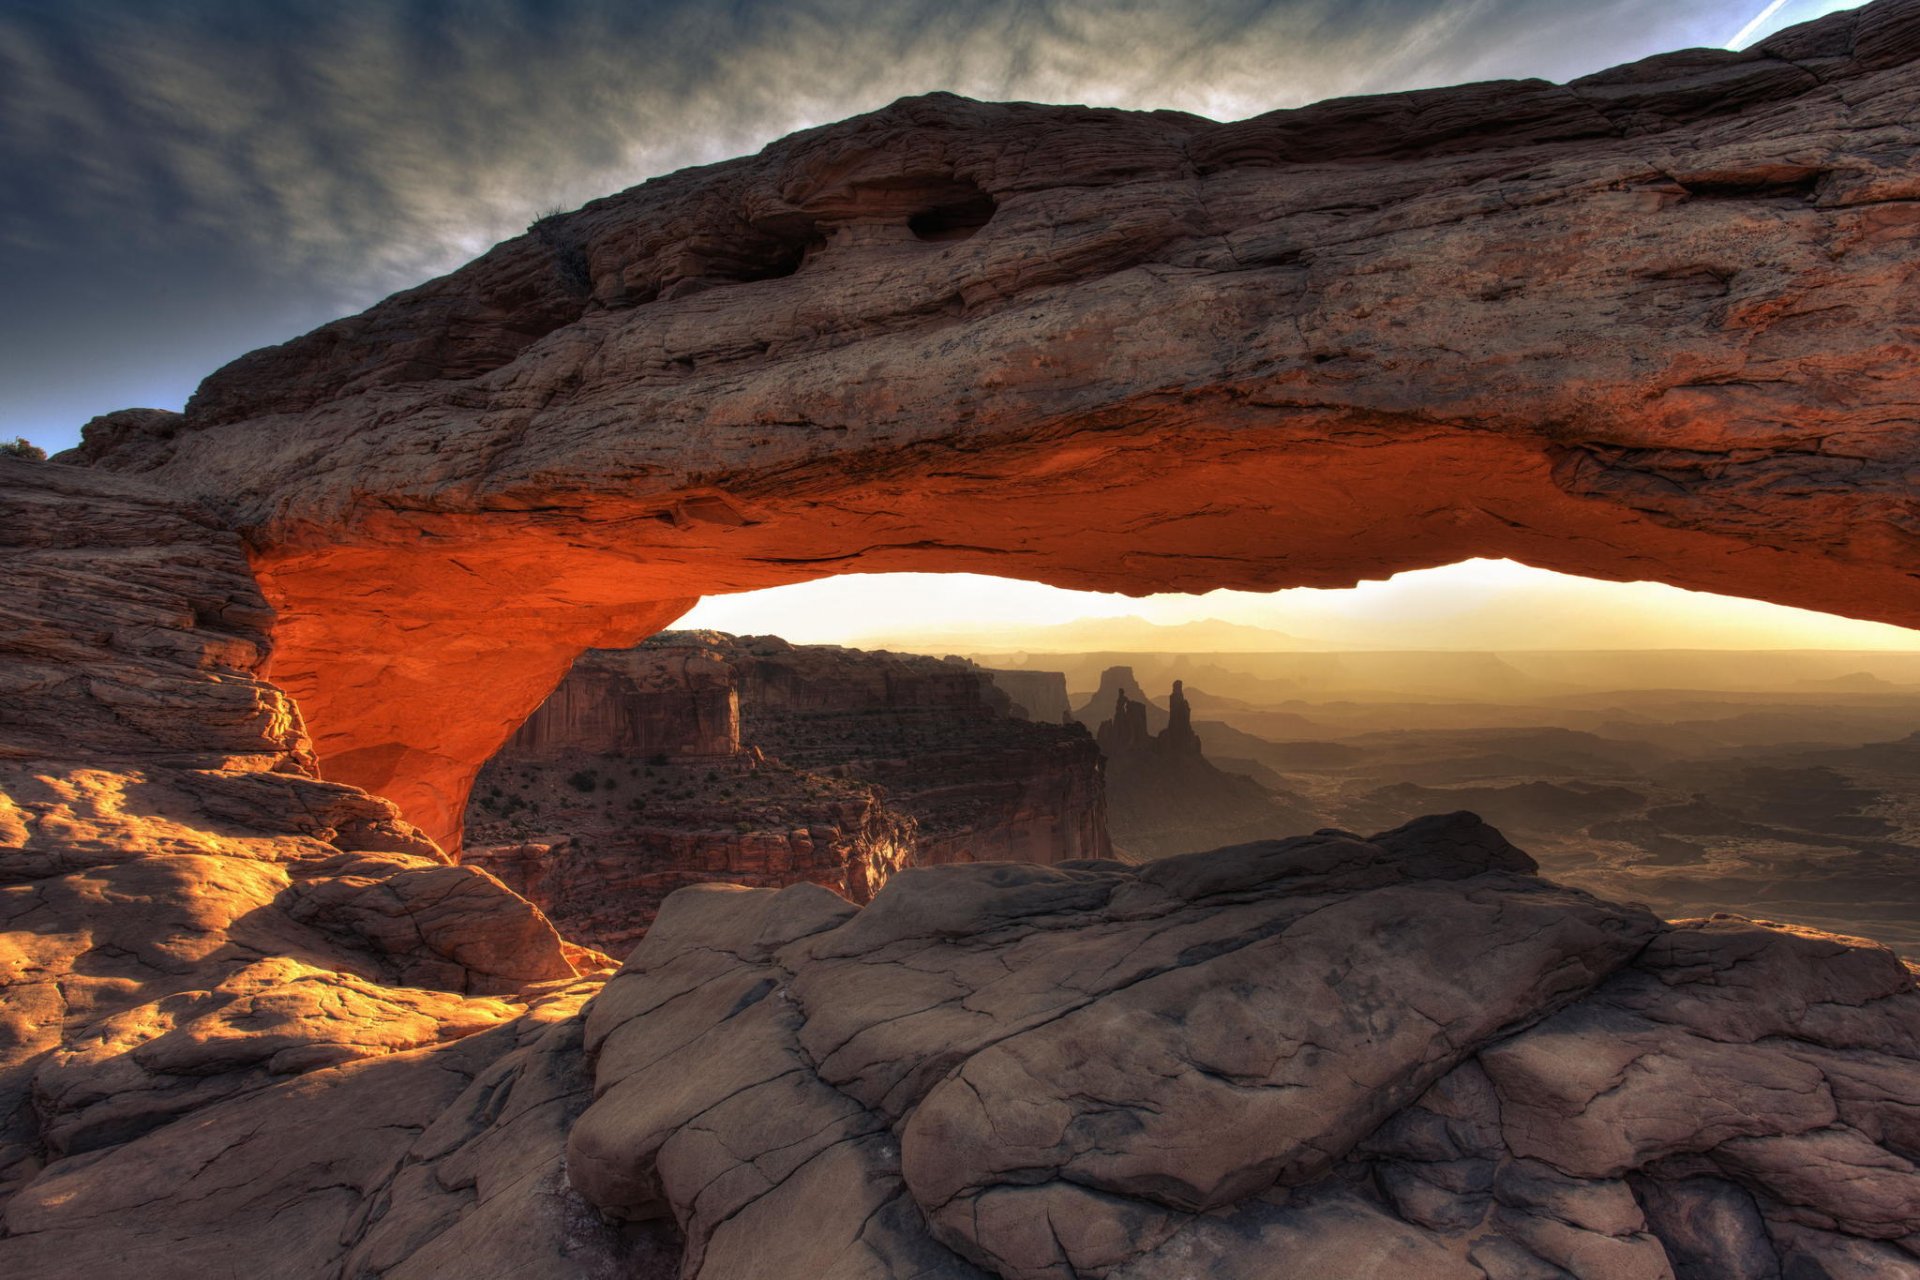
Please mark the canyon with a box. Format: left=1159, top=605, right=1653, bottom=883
left=2, top=1, right=1920, bottom=1276
left=462, top=633, right=1107, bottom=955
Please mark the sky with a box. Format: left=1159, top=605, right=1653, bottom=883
left=676, top=561, right=1920, bottom=652
left=0, top=0, right=1868, bottom=453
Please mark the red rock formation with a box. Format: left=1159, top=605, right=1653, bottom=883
left=53, top=0, right=1920, bottom=851
left=0, top=460, right=583, bottom=1199
left=466, top=778, right=912, bottom=959
left=7, top=9, right=1920, bottom=1271
left=720, top=637, right=1109, bottom=865
left=461, top=633, right=1109, bottom=951
left=7, top=461, right=1920, bottom=1275
left=501, top=646, right=739, bottom=760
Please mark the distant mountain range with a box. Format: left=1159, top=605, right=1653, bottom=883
left=849, top=615, right=1326, bottom=654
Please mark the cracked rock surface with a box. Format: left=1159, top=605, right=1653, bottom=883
left=3, top=456, right=1918, bottom=1274
left=551, top=815, right=1920, bottom=1279
left=4, top=3, right=1920, bottom=1273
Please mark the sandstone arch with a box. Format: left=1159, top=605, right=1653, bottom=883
left=68, top=0, right=1920, bottom=849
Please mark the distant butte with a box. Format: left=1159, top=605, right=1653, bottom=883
left=55, top=0, right=1920, bottom=851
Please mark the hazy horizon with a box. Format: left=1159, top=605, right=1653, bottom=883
left=674, top=558, right=1920, bottom=655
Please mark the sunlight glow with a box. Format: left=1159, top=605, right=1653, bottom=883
left=674, top=560, right=1920, bottom=653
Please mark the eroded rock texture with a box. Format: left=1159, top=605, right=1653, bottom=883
left=559, top=815, right=1920, bottom=1280
left=5, top=3, right=1920, bottom=1273
left=0, top=460, right=583, bottom=1201
left=463, top=633, right=1107, bottom=956
left=5, top=462, right=1920, bottom=1275
left=54, top=0, right=1920, bottom=849
left=11, top=803, right=1920, bottom=1278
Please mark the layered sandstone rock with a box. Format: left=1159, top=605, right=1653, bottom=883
left=4, top=4, right=1920, bottom=1274
left=723, top=638, right=1108, bottom=865
left=558, top=814, right=1920, bottom=1280
left=51, top=0, right=1920, bottom=850
left=0, top=459, right=581, bottom=1199
left=462, top=633, right=1107, bottom=954
left=464, top=757, right=913, bottom=961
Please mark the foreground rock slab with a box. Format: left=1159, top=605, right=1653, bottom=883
left=13, top=813, right=1915, bottom=1277
left=556, top=813, right=1920, bottom=1279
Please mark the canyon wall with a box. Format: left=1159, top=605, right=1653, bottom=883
left=5, top=6, right=1920, bottom=1273
left=502, top=649, right=739, bottom=759
left=461, top=633, right=1109, bottom=953
left=980, top=668, right=1074, bottom=724
left=50, top=0, right=1920, bottom=850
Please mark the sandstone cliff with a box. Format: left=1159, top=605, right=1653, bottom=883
left=0, top=459, right=585, bottom=1203
left=462, top=633, right=1108, bottom=954
left=5, top=457, right=1920, bottom=1276
left=980, top=667, right=1074, bottom=724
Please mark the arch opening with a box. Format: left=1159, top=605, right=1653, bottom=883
left=449, top=564, right=1920, bottom=963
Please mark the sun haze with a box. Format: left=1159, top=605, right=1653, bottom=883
left=675, top=558, right=1920, bottom=653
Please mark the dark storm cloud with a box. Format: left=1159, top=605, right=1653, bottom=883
left=0, top=0, right=1836, bottom=448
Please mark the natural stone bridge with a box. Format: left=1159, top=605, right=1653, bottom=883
left=9, top=4, right=1920, bottom=1276
left=68, top=2, right=1920, bottom=856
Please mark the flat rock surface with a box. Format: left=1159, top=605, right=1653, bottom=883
left=550, top=814, right=1920, bottom=1279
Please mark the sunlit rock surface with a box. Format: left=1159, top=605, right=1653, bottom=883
left=3, top=460, right=1919, bottom=1275
left=56, top=0, right=1920, bottom=850
left=12, top=810, right=1920, bottom=1278
left=551, top=815, right=1920, bottom=1280
left=0, top=460, right=579, bottom=1200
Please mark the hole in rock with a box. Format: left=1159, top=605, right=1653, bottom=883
left=458, top=561, right=1920, bottom=967
left=908, top=190, right=997, bottom=242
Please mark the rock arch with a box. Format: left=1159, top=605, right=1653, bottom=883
left=68, top=0, right=1920, bottom=849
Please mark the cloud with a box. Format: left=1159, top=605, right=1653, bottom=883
left=0, top=0, right=1863, bottom=447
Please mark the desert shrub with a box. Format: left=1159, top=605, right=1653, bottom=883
left=529, top=208, right=592, bottom=295
left=566, top=769, right=598, bottom=792
left=2, top=437, right=45, bottom=461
